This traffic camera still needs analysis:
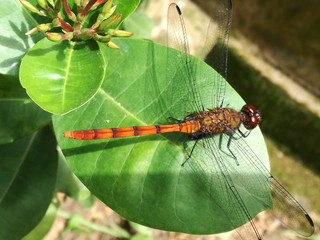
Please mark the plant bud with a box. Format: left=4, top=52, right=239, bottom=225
left=104, top=4, right=117, bottom=19
left=107, top=29, right=133, bottom=37
left=46, top=32, right=63, bottom=42
left=107, top=41, right=119, bottom=49
left=25, top=27, right=38, bottom=35
left=36, top=0, right=48, bottom=9
left=94, top=34, right=111, bottom=43
left=37, top=23, right=51, bottom=32
left=19, top=0, right=47, bottom=16
left=99, top=14, right=122, bottom=32
left=102, top=0, right=113, bottom=14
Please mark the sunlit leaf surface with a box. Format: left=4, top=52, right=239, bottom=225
left=53, top=39, right=270, bottom=234
left=20, top=39, right=106, bottom=114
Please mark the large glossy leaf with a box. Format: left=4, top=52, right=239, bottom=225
left=0, top=74, right=51, bottom=144
left=52, top=39, right=270, bottom=234
left=114, top=0, right=141, bottom=22
left=20, top=39, right=106, bottom=114
left=123, top=12, right=154, bottom=39
left=0, top=127, right=58, bottom=239
left=0, top=0, right=41, bottom=76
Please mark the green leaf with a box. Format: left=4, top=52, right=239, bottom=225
left=0, top=0, right=42, bottom=76
left=22, top=201, right=59, bottom=240
left=113, top=0, right=141, bottom=23
left=19, top=39, right=106, bottom=114
left=123, top=12, right=154, bottom=39
left=52, top=39, right=270, bottom=234
left=0, top=126, right=58, bottom=239
left=0, top=74, right=51, bottom=145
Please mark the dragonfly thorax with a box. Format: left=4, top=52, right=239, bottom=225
left=184, top=105, right=262, bottom=140
left=185, top=107, right=243, bottom=138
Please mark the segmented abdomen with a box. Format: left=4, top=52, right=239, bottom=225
left=64, top=121, right=200, bottom=140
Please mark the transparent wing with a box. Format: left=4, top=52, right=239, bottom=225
left=150, top=0, right=314, bottom=238
left=186, top=129, right=314, bottom=239
left=227, top=132, right=315, bottom=237
left=185, top=134, right=264, bottom=239
left=167, top=1, right=265, bottom=238
left=165, top=1, right=232, bottom=118
left=203, top=0, right=232, bottom=107
left=166, top=3, right=205, bottom=118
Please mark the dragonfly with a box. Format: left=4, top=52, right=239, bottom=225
left=64, top=1, right=314, bottom=239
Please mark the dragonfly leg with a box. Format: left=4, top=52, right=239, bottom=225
left=181, top=139, right=198, bottom=167
left=188, top=131, right=205, bottom=140
left=227, top=133, right=240, bottom=166
left=219, top=133, right=240, bottom=166
left=219, top=96, right=225, bottom=108
left=238, top=128, right=251, bottom=138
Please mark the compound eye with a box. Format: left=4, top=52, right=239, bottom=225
left=241, top=104, right=262, bottom=129
left=241, top=104, right=256, bottom=114
left=248, top=113, right=261, bottom=128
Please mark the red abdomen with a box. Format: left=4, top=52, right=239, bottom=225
left=64, top=121, right=200, bottom=140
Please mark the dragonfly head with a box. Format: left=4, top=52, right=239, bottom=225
left=241, top=104, right=262, bottom=129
